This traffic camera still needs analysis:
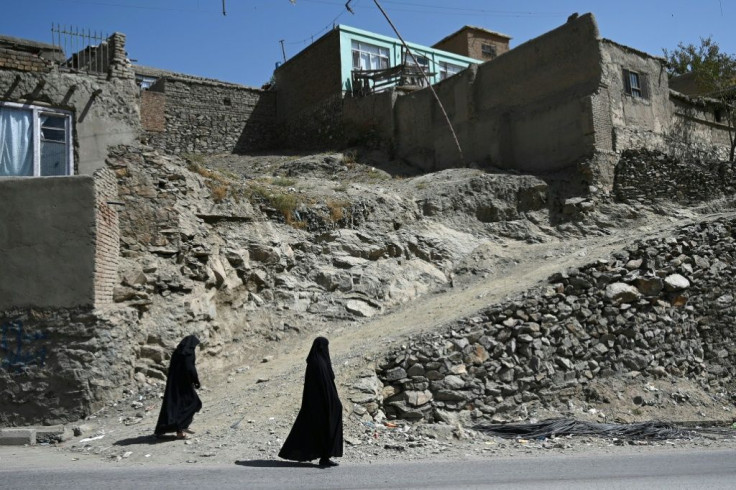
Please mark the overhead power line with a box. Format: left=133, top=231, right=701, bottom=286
left=299, top=0, right=565, bottom=17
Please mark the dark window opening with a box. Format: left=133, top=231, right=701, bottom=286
left=481, top=43, right=496, bottom=59
left=715, top=108, right=724, bottom=123
left=223, top=97, right=232, bottom=106
left=622, top=68, right=649, bottom=99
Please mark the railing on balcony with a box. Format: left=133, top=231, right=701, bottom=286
left=351, top=64, right=435, bottom=97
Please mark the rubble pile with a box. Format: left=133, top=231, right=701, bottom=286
left=371, top=217, right=736, bottom=423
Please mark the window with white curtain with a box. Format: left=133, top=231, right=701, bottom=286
left=0, top=102, right=73, bottom=177
left=351, top=40, right=390, bottom=71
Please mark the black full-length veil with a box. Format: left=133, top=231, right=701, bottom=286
left=278, top=337, right=343, bottom=461
left=154, top=335, right=202, bottom=435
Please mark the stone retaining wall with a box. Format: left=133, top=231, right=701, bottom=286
left=613, top=149, right=736, bottom=204
left=365, top=216, right=736, bottom=423
left=0, top=307, right=137, bottom=425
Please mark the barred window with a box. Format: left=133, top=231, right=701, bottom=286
left=481, top=43, right=497, bottom=59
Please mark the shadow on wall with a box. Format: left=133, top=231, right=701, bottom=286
left=234, top=91, right=278, bottom=153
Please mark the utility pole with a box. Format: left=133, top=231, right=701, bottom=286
left=371, top=0, right=464, bottom=163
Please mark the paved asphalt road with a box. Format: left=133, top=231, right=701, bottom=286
left=2, top=449, right=734, bottom=489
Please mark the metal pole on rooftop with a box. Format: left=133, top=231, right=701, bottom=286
left=280, top=40, right=287, bottom=62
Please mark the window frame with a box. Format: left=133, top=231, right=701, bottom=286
left=481, top=43, right=497, bottom=59
left=402, top=48, right=430, bottom=71
left=351, top=40, right=390, bottom=71
left=0, top=101, right=74, bottom=177
left=136, top=75, right=158, bottom=91
left=439, top=61, right=464, bottom=80
left=622, top=68, right=649, bottom=100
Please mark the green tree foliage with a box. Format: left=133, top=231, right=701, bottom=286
left=663, top=37, right=736, bottom=160
left=663, top=36, right=736, bottom=90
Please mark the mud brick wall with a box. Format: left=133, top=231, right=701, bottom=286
left=0, top=46, right=53, bottom=72
left=141, top=90, right=165, bottom=132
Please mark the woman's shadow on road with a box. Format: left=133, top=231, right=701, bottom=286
left=235, top=460, right=320, bottom=468
left=114, top=434, right=180, bottom=446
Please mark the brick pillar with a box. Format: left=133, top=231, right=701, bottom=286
left=93, top=168, right=120, bottom=308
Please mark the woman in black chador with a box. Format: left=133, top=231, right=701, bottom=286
left=279, top=336, right=343, bottom=467
left=154, top=335, right=202, bottom=439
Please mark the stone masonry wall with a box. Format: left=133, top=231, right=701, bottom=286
left=142, top=76, right=276, bottom=154
left=613, top=149, right=736, bottom=205
left=366, top=216, right=736, bottom=423
left=0, top=307, right=137, bottom=426
left=278, top=94, right=345, bottom=150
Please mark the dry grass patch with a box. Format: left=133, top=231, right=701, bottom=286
left=326, top=199, right=350, bottom=222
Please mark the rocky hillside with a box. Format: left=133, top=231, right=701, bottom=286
left=12, top=145, right=735, bottom=466
left=6, top=143, right=736, bottom=431
left=104, top=145, right=736, bottom=428
left=106, top=145, right=565, bottom=382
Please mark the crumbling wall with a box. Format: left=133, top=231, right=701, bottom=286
left=670, top=94, right=732, bottom=161
left=141, top=76, right=276, bottom=154
left=0, top=33, right=140, bottom=176
left=0, top=42, right=54, bottom=72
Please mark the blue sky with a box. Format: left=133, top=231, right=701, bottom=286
left=1, top=1, right=734, bottom=87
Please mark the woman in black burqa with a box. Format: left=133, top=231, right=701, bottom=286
left=279, top=336, right=343, bottom=467
left=154, top=335, right=202, bottom=439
